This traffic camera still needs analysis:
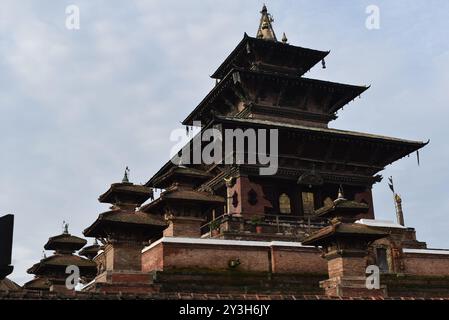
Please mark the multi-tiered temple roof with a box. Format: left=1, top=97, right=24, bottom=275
left=25, top=225, right=96, bottom=292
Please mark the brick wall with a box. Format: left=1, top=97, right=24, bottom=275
left=271, top=246, right=326, bottom=274
left=142, top=241, right=326, bottom=275
left=105, top=242, right=143, bottom=272
left=142, top=243, right=163, bottom=272
left=163, top=244, right=270, bottom=272
left=327, top=256, right=367, bottom=278
left=163, top=217, right=204, bottom=238
left=227, top=176, right=272, bottom=216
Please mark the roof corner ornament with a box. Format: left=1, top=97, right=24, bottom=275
left=122, top=166, right=130, bottom=183
left=281, top=32, right=288, bottom=44
left=256, top=4, right=277, bottom=41
left=322, top=58, right=326, bottom=69
left=246, top=42, right=252, bottom=54
left=388, top=176, right=405, bottom=226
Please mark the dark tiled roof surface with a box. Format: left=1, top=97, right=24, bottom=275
left=83, top=210, right=167, bottom=237
left=27, top=254, right=97, bottom=274
left=217, top=117, right=426, bottom=146
left=0, top=278, right=21, bottom=291
left=302, top=222, right=388, bottom=246
left=98, top=182, right=152, bottom=205
left=44, top=233, right=87, bottom=251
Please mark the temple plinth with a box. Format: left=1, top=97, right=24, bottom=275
left=303, top=192, right=388, bottom=297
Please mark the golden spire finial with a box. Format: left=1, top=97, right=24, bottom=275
left=256, top=4, right=277, bottom=41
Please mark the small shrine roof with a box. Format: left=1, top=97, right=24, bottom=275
left=314, top=198, right=369, bottom=218
left=79, top=243, right=101, bottom=259
left=98, top=182, right=152, bottom=205
left=83, top=210, right=167, bottom=238
left=27, top=255, right=96, bottom=275
left=147, top=166, right=213, bottom=189
left=0, top=278, right=22, bottom=291
left=302, top=222, right=388, bottom=246
left=43, top=233, right=87, bottom=252
left=141, top=188, right=225, bottom=213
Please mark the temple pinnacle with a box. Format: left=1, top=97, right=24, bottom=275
left=63, top=221, right=69, bottom=234
left=122, top=166, right=130, bottom=183
left=256, top=4, right=277, bottom=41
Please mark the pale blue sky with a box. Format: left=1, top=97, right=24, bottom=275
left=1, top=0, right=448, bottom=284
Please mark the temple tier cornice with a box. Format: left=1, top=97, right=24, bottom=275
left=182, top=68, right=368, bottom=126
left=211, top=34, right=329, bottom=80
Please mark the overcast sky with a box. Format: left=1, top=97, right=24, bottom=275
left=1, top=0, right=448, bottom=285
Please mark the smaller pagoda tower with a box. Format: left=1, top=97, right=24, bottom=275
left=141, top=166, right=225, bottom=238
left=83, top=169, right=167, bottom=292
left=24, top=224, right=96, bottom=292
left=79, top=239, right=101, bottom=260
left=303, top=190, right=388, bottom=297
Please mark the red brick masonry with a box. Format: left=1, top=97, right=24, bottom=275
left=141, top=238, right=327, bottom=274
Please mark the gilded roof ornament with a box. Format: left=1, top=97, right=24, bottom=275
left=122, top=166, right=130, bottom=183
left=256, top=5, right=277, bottom=41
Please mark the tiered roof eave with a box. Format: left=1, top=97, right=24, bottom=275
left=182, top=67, right=369, bottom=126
left=211, top=33, right=330, bottom=79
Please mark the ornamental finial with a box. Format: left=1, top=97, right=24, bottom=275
left=63, top=221, right=69, bottom=234
left=337, top=185, right=346, bottom=200
left=122, top=166, right=130, bottom=183
left=282, top=32, right=288, bottom=44
left=256, top=5, right=277, bottom=41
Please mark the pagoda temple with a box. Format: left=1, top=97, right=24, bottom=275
left=144, top=5, right=427, bottom=242
left=24, top=224, right=96, bottom=292
left=74, top=6, right=449, bottom=298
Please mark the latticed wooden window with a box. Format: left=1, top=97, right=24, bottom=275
left=301, top=192, right=315, bottom=215
left=279, top=193, right=292, bottom=214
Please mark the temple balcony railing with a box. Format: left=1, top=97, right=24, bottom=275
left=200, top=213, right=327, bottom=241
